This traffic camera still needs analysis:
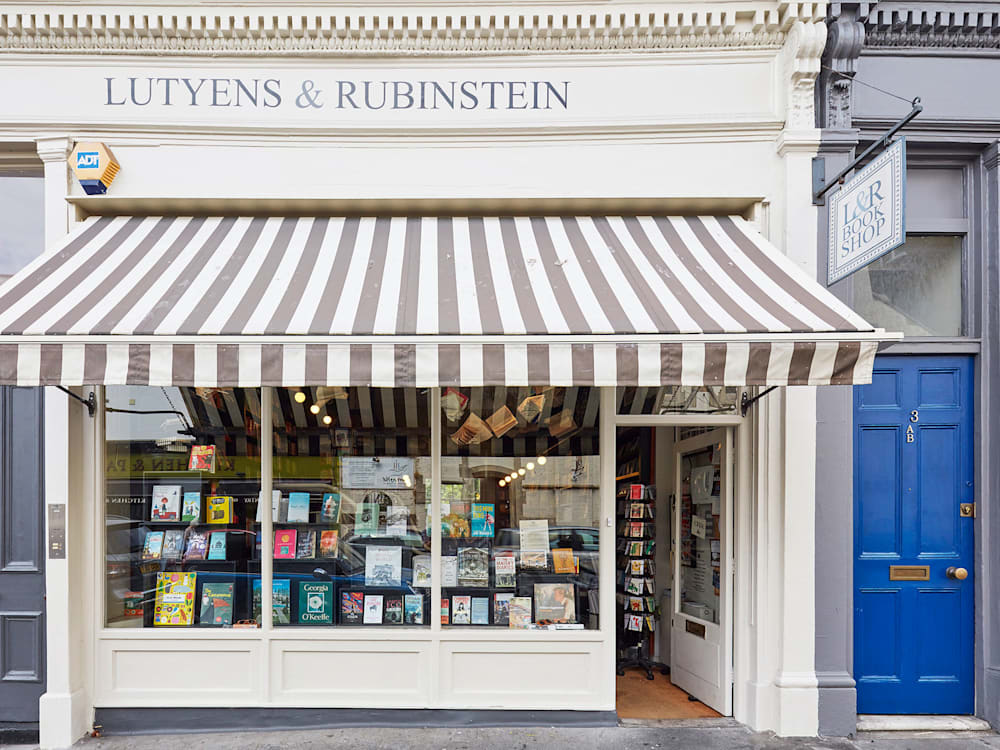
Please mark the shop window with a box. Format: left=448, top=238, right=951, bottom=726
left=852, top=235, right=964, bottom=337
left=440, top=387, right=600, bottom=629
left=0, top=174, right=44, bottom=278
left=271, top=387, right=431, bottom=628
left=617, top=386, right=740, bottom=415
left=104, top=387, right=262, bottom=628
left=678, top=442, right=722, bottom=625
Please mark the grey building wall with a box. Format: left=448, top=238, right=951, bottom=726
left=815, top=1, right=1000, bottom=734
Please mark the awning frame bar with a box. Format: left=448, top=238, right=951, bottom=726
left=55, top=385, right=96, bottom=417
left=740, top=386, right=778, bottom=417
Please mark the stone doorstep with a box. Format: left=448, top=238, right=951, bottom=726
left=857, top=715, right=993, bottom=732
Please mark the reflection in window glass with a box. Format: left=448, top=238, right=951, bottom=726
left=678, top=443, right=721, bottom=625
left=617, top=386, right=739, bottom=415
left=104, top=387, right=261, bottom=628
left=852, top=235, right=963, bottom=337
left=441, top=387, right=599, bottom=629
left=272, top=387, right=431, bottom=628
left=0, top=176, right=44, bottom=277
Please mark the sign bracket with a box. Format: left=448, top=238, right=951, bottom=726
left=812, top=97, right=922, bottom=206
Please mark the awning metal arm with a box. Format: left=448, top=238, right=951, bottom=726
left=812, top=97, right=922, bottom=206
left=56, top=386, right=96, bottom=417
left=741, top=386, right=778, bottom=417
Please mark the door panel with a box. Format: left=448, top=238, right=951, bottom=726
left=0, top=387, right=46, bottom=721
left=670, top=428, right=732, bottom=715
left=854, top=355, right=974, bottom=714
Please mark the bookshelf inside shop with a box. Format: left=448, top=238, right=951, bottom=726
left=615, top=427, right=668, bottom=680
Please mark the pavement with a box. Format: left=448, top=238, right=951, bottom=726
left=4, top=724, right=1000, bottom=750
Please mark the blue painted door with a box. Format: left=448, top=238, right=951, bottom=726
left=854, top=355, right=974, bottom=714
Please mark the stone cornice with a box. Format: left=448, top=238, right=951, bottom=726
left=0, top=3, right=825, bottom=55
left=864, top=3, right=1000, bottom=49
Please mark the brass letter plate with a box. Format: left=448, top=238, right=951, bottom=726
left=889, top=565, right=930, bottom=581
left=685, top=620, right=707, bottom=638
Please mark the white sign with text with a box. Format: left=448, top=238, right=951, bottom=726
left=828, top=138, right=906, bottom=285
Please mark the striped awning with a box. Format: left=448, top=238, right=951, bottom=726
left=0, top=215, right=884, bottom=387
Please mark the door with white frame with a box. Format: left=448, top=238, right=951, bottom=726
left=671, top=427, right=733, bottom=715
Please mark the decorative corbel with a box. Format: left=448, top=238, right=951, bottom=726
left=782, top=20, right=828, bottom=131
left=819, top=2, right=874, bottom=129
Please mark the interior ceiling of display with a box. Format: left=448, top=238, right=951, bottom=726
left=0, top=215, right=885, bottom=387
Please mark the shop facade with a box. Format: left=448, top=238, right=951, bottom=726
left=815, top=1, right=1000, bottom=734
left=0, top=3, right=889, bottom=747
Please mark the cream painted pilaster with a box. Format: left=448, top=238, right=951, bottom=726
left=36, top=137, right=94, bottom=749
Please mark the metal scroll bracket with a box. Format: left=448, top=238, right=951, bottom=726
left=55, top=386, right=96, bottom=417
left=740, top=386, right=778, bottom=417
left=812, top=97, right=922, bottom=206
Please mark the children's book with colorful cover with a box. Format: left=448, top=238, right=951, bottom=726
left=199, top=582, right=233, bottom=627
left=181, top=492, right=202, bottom=522
left=207, top=531, right=227, bottom=560
left=452, top=595, right=472, bottom=625
left=296, top=530, right=316, bottom=559
left=363, top=594, right=384, bottom=624
left=142, top=530, right=164, bottom=560
left=341, top=591, right=364, bottom=624
left=384, top=597, right=403, bottom=624
left=183, top=530, right=209, bottom=560
left=297, top=581, right=333, bottom=624
left=123, top=591, right=144, bottom=618
left=287, top=492, right=310, bottom=523
left=404, top=595, right=424, bottom=625
left=509, top=596, right=532, bottom=628
left=160, top=529, right=183, bottom=560
left=318, top=529, right=339, bottom=558
left=470, top=503, right=495, bottom=538
left=150, top=485, right=182, bottom=521
left=493, top=593, right=513, bottom=625
left=320, top=492, right=342, bottom=522
left=206, top=495, right=232, bottom=524
left=188, top=445, right=216, bottom=472
left=153, top=572, right=196, bottom=626
left=273, top=529, right=297, bottom=559
left=471, top=597, right=489, bottom=625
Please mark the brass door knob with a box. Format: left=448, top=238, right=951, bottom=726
left=946, top=566, right=969, bottom=580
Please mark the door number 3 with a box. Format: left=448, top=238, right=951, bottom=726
left=906, top=410, right=918, bottom=443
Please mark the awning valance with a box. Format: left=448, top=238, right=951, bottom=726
left=0, top=215, right=883, bottom=387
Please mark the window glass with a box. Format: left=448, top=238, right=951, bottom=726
left=852, top=235, right=963, bottom=337
left=440, top=387, right=599, bottom=629
left=0, top=175, right=44, bottom=277
left=104, top=387, right=261, bottom=628
left=617, top=386, right=740, bottom=415
left=677, top=442, right=721, bottom=625
left=272, top=387, right=431, bottom=628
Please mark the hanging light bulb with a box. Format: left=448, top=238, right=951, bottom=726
left=310, top=404, right=320, bottom=415
left=294, top=391, right=306, bottom=403
left=526, top=462, right=535, bottom=471
left=323, top=415, right=332, bottom=425
left=518, top=468, right=526, bottom=476
left=537, top=455, right=547, bottom=465
left=499, top=479, right=506, bottom=487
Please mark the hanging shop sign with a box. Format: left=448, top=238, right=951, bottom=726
left=828, top=137, right=906, bottom=285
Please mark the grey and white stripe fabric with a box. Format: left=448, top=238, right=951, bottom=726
left=0, top=215, right=882, bottom=387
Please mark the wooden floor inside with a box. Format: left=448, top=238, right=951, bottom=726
left=616, top=668, right=722, bottom=720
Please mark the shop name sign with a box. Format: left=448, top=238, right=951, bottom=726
left=104, top=76, right=570, bottom=112
left=828, top=138, right=906, bottom=285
